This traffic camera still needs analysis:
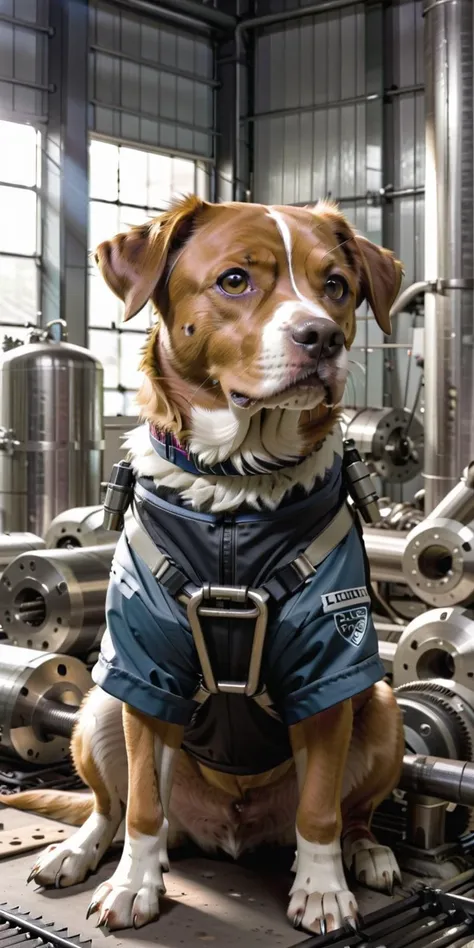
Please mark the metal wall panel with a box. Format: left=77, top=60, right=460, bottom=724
left=252, top=0, right=424, bottom=434
left=89, top=1, right=215, bottom=159
left=0, top=0, right=50, bottom=123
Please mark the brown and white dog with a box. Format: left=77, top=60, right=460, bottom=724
left=0, top=197, right=405, bottom=936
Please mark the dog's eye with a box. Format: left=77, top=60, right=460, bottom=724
left=324, top=275, right=348, bottom=302
left=217, top=269, right=250, bottom=296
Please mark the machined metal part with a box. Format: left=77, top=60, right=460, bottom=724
left=393, top=608, right=474, bottom=689
left=0, top=320, right=104, bottom=536
left=362, top=527, right=406, bottom=583
left=394, top=679, right=474, bottom=763
left=44, top=506, right=120, bottom=549
left=0, top=533, right=45, bottom=576
left=377, top=497, right=424, bottom=531
left=342, top=438, right=380, bottom=524
left=402, top=518, right=474, bottom=607
left=423, top=0, right=474, bottom=511
left=0, top=544, right=115, bottom=655
left=406, top=794, right=450, bottom=851
left=0, top=903, right=91, bottom=948
left=428, top=465, right=474, bottom=526
left=0, top=643, right=89, bottom=763
left=341, top=407, right=423, bottom=484
left=186, top=585, right=269, bottom=697
left=102, top=459, right=135, bottom=532
left=400, top=755, right=474, bottom=808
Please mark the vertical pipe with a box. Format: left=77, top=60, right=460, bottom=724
left=423, top=0, right=474, bottom=512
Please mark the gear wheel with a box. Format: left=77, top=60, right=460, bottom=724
left=395, top=679, right=474, bottom=838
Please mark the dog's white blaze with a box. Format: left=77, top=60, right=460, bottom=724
left=260, top=300, right=328, bottom=395
left=267, top=207, right=333, bottom=321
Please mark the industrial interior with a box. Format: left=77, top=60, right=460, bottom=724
left=0, top=0, right=474, bottom=945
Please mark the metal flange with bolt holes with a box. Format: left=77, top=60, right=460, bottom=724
left=44, top=505, right=119, bottom=549
left=0, top=643, right=90, bottom=763
left=0, top=544, right=115, bottom=655
left=402, top=517, right=474, bottom=607
left=340, top=407, right=424, bottom=483
left=393, top=606, right=474, bottom=690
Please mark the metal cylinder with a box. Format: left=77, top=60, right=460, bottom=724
left=44, top=506, right=119, bottom=549
left=0, top=533, right=45, bottom=576
left=423, top=0, right=474, bottom=512
left=341, top=407, right=423, bottom=484
left=0, top=544, right=115, bottom=655
left=393, top=607, right=474, bottom=689
left=400, top=755, right=474, bottom=807
left=0, top=322, right=104, bottom=536
left=426, top=465, right=474, bottom=526
left=0, top=643, right=91, bottom=763
left=362, top=528, right=406, bottom=583
left=402, top=517, right=474, bottom=606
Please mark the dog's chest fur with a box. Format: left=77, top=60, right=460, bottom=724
left=125, top=411, right=343, bottom=514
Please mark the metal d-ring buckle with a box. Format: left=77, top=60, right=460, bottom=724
left=186, top=584, right=269, bottom=698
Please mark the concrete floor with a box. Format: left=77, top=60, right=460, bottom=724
left=0, top=807, right=397, bottom=948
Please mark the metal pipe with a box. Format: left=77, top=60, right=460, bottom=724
left=400, top=755, right=474, bottom=807
left=90, top=43, right=219, bottom=88
left=389, top=280, right=434, bottom=320
left=32, top=699, right=79, bottom=739
left=111, top=0, right=236, bottom=32
left=362, top=529, right=406, bottom=583
left=237, top=0, right=366, bottom=33
left=423, top=0, right=474, bottom=512
left=248, top=85, right=425, bottom=123
left=426, top=465, right=474, bottom=525
left=0, top=13, right=53, bottom=35
left=377, top=638, right=397, bottom=673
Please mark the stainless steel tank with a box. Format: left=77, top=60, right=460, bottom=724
left=0, top=320, right=104, bottom=536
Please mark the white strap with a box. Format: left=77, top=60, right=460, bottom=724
left=298, top=503, right=354, bottom=572
left=124, top=505, right=171, bottom=579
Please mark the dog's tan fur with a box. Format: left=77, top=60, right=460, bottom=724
left=0, top=198, right=404, bottom=936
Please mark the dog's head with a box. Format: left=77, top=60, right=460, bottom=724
left=95, top=197, right=402, bottom=438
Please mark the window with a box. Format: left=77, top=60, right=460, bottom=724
left=0, top=120, right=41, bottom=338
left=88, top=139, right=207, bottom=416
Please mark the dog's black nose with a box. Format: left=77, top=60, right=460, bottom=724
left=291, top=320, right=345, bottom=359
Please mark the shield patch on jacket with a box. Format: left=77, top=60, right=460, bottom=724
left=334, top=607, right=369, bottom=647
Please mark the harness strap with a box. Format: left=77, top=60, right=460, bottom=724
left=124, top=500, right=354, bottom=605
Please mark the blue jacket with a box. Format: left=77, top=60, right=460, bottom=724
left=92, top=458, right=385, bottom=775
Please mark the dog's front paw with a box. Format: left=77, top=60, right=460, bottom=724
left=344, top=837, right=402, bottom=893
left=288, top=887, right=359, bottom=934
left=87, top=824, right=169, bottom=931
left=288, top=833, right=359, bottom=934
left=27, top=813, right=117, bottom=888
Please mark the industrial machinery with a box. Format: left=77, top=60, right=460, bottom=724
left=44, top=505, right=120, bottom=549
left=341, top=407, right=424, bottom=484
left=0, top=533, right=45, bottom=577
left=0, top=320, right=104, bottom=537
left=0, top=544, right=115, bottom=656
left=0, top=643, right=91, bottom=763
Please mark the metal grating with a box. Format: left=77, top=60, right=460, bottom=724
left=0, top=758, right=83, bottom=796
left=0, top=904, right=90, bottom=948
left=292, top=875, right=474, bottom=947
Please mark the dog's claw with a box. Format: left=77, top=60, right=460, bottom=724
left=292, top=911, right=304, bottom=929
left=86, top=901, right=99, bottom=920
left=319, top=918, right=327, bottom=936
left=27, top=867, right=38, bottom=884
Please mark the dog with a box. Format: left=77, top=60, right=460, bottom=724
left=0, top=197, right=405, bottom=937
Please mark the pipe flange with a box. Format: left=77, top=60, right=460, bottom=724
left=0, top=546, right=114, bottom=654
left=402, top=517, right=474, bottom=606
left=0, top=643, right=91, bottom=763
left=45, top=506, right=119, bottom=549
left=341, top=407, right=423, bottom=483
left=393, top=606, right=474, bottom=689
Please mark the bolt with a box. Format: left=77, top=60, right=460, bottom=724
left=420, top=723, right=431, bottom=736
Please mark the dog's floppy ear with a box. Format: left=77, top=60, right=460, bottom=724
left=94, top=195, right=206, bottom=322
left=354, top=235, right=404, bottom=336
left=313, top=201, right=403, bottom=338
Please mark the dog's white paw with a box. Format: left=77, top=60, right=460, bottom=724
left=288, top=887, right=358, bottom=934
left=288, top=832, right=359, bottom=934
left=87, top=824, right=169, bottom=931
left=344, top=837, right=402, bottom=893
left=28, top=813, right=117, bottom=888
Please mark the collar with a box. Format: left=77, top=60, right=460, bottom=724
left=149, top=424, right=311, bottom=477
